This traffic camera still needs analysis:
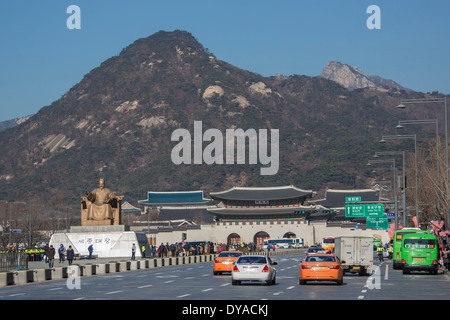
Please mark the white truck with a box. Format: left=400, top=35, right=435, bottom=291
left=334, top=236, right=373, bottom=276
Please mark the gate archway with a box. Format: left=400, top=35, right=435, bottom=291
left=254, top=231, right=270, bottom=247
left=283, top=232, right=297, bottom=238
left=227, top=233, right=241, bottom=246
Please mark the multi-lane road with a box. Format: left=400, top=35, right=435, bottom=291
left=1, top=252, right=449, bottom=302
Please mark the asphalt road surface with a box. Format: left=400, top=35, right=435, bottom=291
left=1, top=253, right=449, bottom=301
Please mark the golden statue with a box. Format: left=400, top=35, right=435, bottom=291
left=81, top=179, right=123, bottom=226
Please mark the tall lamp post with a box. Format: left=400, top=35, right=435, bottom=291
left=367, top=159, right=399, bottom=230
left=379, top=134, right=419, bottom=226
left=374, top=151, right=406, bottom=227
left=396, top=98, right=448, bottom=185
left=396, top=119, right=442, bottom=215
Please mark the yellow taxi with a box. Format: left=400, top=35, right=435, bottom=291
left=299, top=254, right=344, bottom=285
left=213, top=251, right=243, bottom=275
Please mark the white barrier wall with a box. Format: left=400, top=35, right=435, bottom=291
left=50, top=231, right=147, bottom=259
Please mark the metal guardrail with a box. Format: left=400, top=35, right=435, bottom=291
left=0, top=253, right=29, bottom=271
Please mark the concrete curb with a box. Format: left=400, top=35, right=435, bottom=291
left=0, top=254, right=217, bottom=287
left=0, top=249, right=304, bottom=287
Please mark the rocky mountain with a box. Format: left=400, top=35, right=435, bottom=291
left=0, top=115, right=33, bottom=132
left=320, top=60, right=410, bottom=91
left=0, top=30, right=441, bottom=206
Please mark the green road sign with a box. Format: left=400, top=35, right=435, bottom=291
left=345, top=205, right=366, bottom=217
left=345, top=204, right=384, bottom=218
left=365, top=204, right=384, bottom=217
left=366, top=217, right=389, bottom=230
left=345, top=196, right=361, bottom=202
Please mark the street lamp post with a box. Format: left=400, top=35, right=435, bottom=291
left=396, top=98, right=448, bottom=184
left=367, top=159, right=398, bottom=230
left=374, top=151, right=406, bottom=227
left=379, top=134, right=419, bottom=226
left=396, top=119, right=442, bottom=215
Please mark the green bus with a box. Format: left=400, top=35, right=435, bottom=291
left=392, top=228, right=426, bottom=269
left=400, top=233, right=439, bottom=275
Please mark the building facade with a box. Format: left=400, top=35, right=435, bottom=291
left=134, top=186, right=390, bottom=246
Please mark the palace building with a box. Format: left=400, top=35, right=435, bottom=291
left=133, top=186, right=390, bottom=247
left=138, top=190, right=211, bottom=211
left=207, top=185, right=316, bottom=220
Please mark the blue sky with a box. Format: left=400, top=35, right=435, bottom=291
left=0, top=0, right=449, bottom=121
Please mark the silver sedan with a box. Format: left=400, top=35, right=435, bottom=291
left=231, top=255, right=277, bottom=285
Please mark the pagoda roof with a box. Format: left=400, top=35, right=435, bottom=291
left=158, top=208, right=213, bottom=223
left=311, top=188, right=381, bottom=209
left=121, top=201, right=141, bottom=213
left=209, top=185, right=313, bottom=201
left=138, top=190, right=211, bottom=206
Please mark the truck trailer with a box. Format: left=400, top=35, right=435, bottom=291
left=334, top=236, right=373, bottom=276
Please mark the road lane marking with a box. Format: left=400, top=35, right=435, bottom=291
left=177, top=294, right=191, bottom=298
left=358, top=296, right=364, bottom=299
left=164, top=280, right=175, bottom=284
left=48, top=287, right=63, bottom=291
left=202, top=288, right=213, bottom=292
left=137, top=284, right=153, bottom=288
left=9, top=293, right=25, bottom=297
left=286, top=286, right=295, bottom=290
left=105, top=290, right=123, bottom=295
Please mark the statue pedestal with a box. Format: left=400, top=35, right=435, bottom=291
left=70, top=225, right=130, bottom=233
left=50, top=227, right=148, bottom=259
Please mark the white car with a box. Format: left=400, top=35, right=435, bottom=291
left=231, top=255, right=277, bottom=285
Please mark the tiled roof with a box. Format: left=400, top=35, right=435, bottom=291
left=138, top=190, right=211, bottom=206
left=210, top=185, right=313, bottom=201
left=311, top=189, right=380, bottom=208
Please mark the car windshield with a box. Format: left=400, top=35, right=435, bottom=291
left=218, top=252, right=242, bottom=258
left=305, top=255, right=336, bottom=262
left=237, top=256, right=267, bottom=264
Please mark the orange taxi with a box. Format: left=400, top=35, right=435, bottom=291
left=299, top=254, right=343, bottom=285
left=213, top=251, right=243, bottom=275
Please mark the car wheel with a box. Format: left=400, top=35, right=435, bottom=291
left=337, top=278, right=343, bottom=285
left=299, top=279, right=307, bottom=285
left=232, top=280, right=240, bottom=285
left=267, top=276, right=276, bottom=285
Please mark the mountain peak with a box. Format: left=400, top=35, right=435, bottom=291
left=320, top=60, right=409, bottom=91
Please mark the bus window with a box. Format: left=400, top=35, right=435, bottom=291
left=403, top=239, right=435, bottom=249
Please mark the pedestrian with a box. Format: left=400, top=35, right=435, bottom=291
left=43, top=243, right=49, bottom=263
left=66, top=245, right=75, bottom=265
left=131, top=243, right=136, bottom=260
left=141, top=244, right=146, bottom=258
left=48, top=245, right=56, bottom=268
left=377, top=246, right=384, bottom=262
left=158, top=243, right=165, bottom=258
left=88, top=244, right=94, bottom=259
left=58, top=244, right=65, bottom=263
left=152, top=245, right=156, bottom=258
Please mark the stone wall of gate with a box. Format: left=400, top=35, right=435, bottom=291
left=145, top=219, right=390, bottom=246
